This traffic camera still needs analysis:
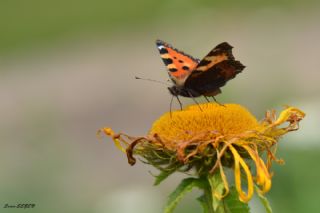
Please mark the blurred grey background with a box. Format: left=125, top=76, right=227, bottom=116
left=0, top=0, right=319, bottom=212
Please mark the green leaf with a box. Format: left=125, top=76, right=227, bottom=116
left=154, top=169, right=175, bottom=186
left=221, top=187, right=250, bottom=213
left=163, top=177, right=200, bottom=213
left=255, top=186, right=273, bottom=213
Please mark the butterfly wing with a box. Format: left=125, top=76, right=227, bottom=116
left=184, top=42, right=245, bottom=96
left=194, top=42, right=235, bottom=72
left=156, top=40, right=200, bottom=86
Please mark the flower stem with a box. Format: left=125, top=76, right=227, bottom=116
left=197, top=176, right=215, bottom=213
left=203, top=183, right=215, bottom=213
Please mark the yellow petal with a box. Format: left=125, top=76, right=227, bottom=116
left=99, top=127, right=115, bottom=136
left=242, top=144, right=272, bottom=194
left=98, top=127, right=126, bottom=153
left=273, top=107, right=305, bottom=127
left=229, top=144, right=254, bottom=203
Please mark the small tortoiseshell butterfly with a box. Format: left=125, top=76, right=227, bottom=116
left=156, top=40, right=245, bottom=105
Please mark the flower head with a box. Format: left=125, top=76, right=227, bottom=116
left=99, top=103, right=305, bottom=203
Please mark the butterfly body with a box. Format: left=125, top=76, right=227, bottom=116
left=156, top=40, right=245, bottom=99
left=168, top=85, right=199, bottom=98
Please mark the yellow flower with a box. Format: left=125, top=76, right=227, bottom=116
left=98, top=103, right=305, bottom=203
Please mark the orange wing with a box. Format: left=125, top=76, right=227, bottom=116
left=156, top=40, right=199, bottom=86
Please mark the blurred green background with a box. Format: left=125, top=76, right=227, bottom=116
left=1, top=0, right=319, bottom=212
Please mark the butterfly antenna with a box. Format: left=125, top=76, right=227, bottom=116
left=135, top=76, right=170, bottom=86
left=211, top=96, right=225, bottom=107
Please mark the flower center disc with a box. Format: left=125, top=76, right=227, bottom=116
left=150, top=103, right=259, bottom=150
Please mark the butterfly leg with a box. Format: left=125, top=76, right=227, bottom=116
left=204, top=96, right=211, bottom=103
left=188, top=91, right=202, bottom=111
left=176, top=96, right=183, bottom=110
left=211, top=96, right=225, bottom=107
left=170, top=95, right=174, bottom=118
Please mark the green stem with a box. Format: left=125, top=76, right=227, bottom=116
left=202, top=177, right=215, bottom=213
left=204, top=190, right=215, bottom=212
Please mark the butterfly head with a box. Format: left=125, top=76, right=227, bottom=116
left=168, top=86, right=179, bottom=96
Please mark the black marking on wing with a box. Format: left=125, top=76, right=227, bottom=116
left=156, top=39, right=200, bottom=63
left=208, top=42, right=234, bottom=59
left=162, top=58, right=173, bottom=65
left=169, top=68, right=178, bottom=72
left=182, top=66, right=190, bottom=70
left=159, top=48, right=168, bottom=54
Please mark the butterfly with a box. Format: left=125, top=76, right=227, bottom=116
left=156, top=40, right=245, bottom=107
